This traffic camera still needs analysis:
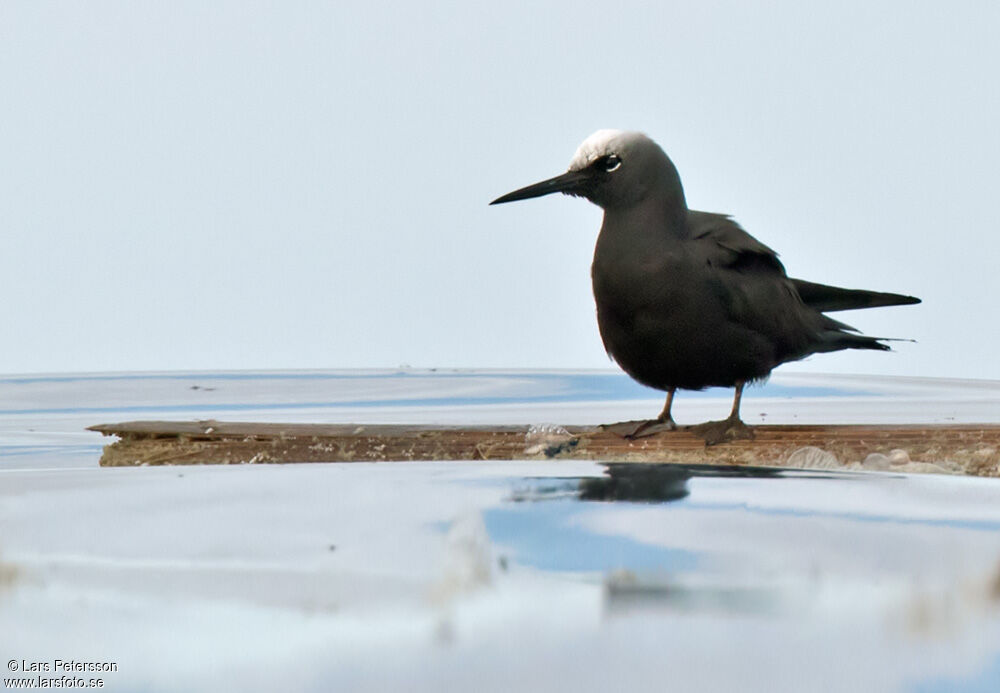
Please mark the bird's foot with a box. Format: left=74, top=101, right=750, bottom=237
left=687, top=416, right=754, bottom=446
left=601, top=418, right=678, bottom=439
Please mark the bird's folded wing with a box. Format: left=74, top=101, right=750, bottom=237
left=688, top=211, right=786, bottom=274
left=685, top=210, right=847, bottom=342
left=686, top=211, right=909, bottom=340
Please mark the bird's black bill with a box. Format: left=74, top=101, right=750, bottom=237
left=490, top=169, right=592, bottom=205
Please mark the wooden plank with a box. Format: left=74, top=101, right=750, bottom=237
left=87, top=420, right=1000, bottom=476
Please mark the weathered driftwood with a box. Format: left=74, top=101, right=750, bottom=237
left=88, top=420, right=1000, bottom=476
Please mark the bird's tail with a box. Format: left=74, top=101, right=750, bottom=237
left=814, top=331, right=901, bottom=353
left=792, top=278, right=920, bottom=313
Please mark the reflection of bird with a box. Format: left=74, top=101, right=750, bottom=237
left=491, top=130, right=920, bottom=444
left=579, top=464, right=691, bottom=503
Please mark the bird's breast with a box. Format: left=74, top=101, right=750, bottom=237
left=592, top=249, right=690, bottom=362
left=589, top=240, right=772, bottom=390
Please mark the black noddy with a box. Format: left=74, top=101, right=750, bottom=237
left=491, top=130, right=920, bottom=444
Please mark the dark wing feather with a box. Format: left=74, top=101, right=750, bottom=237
left=790, top=278, right=921, bottom=312
left=689, top=211, right=920, bottom=322
left=685, top=210, right=881, bottom=352
left=687, top=211, right=785, bottom=273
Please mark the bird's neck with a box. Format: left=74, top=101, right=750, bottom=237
left=599, top=194, right=690, bottom=253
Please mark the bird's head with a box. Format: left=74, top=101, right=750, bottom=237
left=490, top=130, right=681, bottom=211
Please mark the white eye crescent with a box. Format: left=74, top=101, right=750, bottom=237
left=604, top=155, right=622, bottom=172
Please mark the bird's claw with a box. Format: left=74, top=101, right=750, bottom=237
left=601, top=418, right=678, bottom=439
left=688, top=417, right=754, bottom=446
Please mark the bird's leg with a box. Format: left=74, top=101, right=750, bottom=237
left=728, top=381, right=744, bottom=421
left=602, top=388, right=679, bottom=439
left=658, top=388, right=677, bottom=428
left=689, top=381, right=754, bottom=445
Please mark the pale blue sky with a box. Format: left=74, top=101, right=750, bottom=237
left=1, top=1, right=997, bottom=378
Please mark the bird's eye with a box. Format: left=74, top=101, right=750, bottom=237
left=603, top=155, right=622, bottom=172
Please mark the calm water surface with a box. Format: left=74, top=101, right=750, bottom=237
left=1, top=370, right=999, bottom=692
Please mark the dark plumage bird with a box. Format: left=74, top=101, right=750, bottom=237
left=491, top=130, right=920, bottom=443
